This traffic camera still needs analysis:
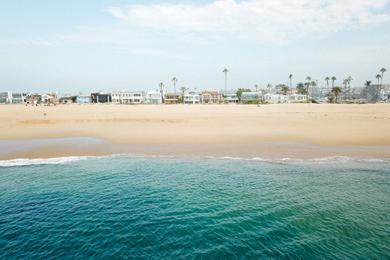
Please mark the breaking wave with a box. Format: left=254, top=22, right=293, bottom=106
left=0, top=154, right=389, bottom=168
left=0, top=156, right=92, bottom=167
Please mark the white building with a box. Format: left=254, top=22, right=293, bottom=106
left=240, top=92, right=263, bottom=102
left=288, top=94, right=308, bottom=103
left=184, top=92, right=200, bottom=104
left=111, top=91, right=145, bottom=104
left=0, top=92, right=28, bottom=104
left=145, top=91, right=162, bottom=104
left=264, top=94, right=289, bottom=104
left=264, top=93, right=308, bottom=104
left=224, top=93, right=239, bottom=103
left=0, top=92, right=9, bottom=104
left=76, top=94, right=92, bottom=104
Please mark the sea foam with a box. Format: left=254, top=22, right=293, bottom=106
left=0, top=156, right=91, bottom=167
left=0, top=154, right=388, bottom=167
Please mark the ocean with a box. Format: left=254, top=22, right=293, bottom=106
left=0, top=155, right=389, bottom=259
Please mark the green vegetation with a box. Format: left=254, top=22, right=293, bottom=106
left=329, top=86, right=342, bottom=103
left=296, top=83, right=308, bottom=95
left=281, top=85, right=289, bottom=95
left=236, top=88, right=252, bottom=100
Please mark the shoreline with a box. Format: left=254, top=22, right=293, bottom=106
left=1, top=137, right=390, bottom=160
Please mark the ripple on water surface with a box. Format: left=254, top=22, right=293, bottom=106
left=0, top=156, right=389, bottom=259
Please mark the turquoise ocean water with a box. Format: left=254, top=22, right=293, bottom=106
left=0, top=155, right=389, bottom=259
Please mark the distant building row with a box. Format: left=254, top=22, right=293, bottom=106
left=0, top=90, right=310, bottom=105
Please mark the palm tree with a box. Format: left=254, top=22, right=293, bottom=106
left=289, top=74, right=293, bottom=88
left=281, top=85, right=289, bottom=95
left=222, top=68, right=229, bottom=94
left=296, top=83, right=307, bottom=95
left=380, top=68, right=386, bottom=85
left=159, top=82, right=165, bottom=103
left=254, top=84, right=259, bottom=92
left=312, top=80, right=318, bottom=97
left=331, top=76, right=336, bottom=88
left=304, top=82, right=310, bottom=94
left=180, top=86, right=188, bottom=104
left=345, top=76, right=352, bottom=99
left=376, top=74, right=382, bottom=85
left=365, top=80, right=371, bottom=87
left=331, top=86, right=342, bottom=103
left=267, top=83, right=272, bottom=93
left=172, top=77, right=178, bottom=96
left=305, top=77, right=312, bottom=95
left=306, top=76, right=312, bottom=85
left=325, top=77, right=330, bottom=89
left=342, top=79, right=348, bottom=100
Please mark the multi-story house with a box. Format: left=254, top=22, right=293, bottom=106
left=91, top=92, right=111, bottom=103
left=184, top=92, right=200, bottom=104
left=223, top=93, right=239, bottom=103
left=164, top=93, right=180, bottom=104
left=201, top=91, right=223, bottom=104
left=145, top=91, right=162, bottom=104
left=111, top=91, right=145, bottom=104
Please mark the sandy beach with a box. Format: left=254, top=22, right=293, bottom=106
left=1, top=104, right=390, bottom=159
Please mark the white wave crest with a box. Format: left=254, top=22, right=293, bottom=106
left=0, top=156, right=92, bottom=167
left=203, top=155, right=389, bottom=164
left=0, top=154, right=388, bottom=167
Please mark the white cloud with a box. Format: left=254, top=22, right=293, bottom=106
left=107, top=0, right=390, bottom=43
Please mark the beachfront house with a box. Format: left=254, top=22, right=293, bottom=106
left=0, top=92, right=28, bottom=104
left=111, top=91, right=145, bottom=104
left=288, top=94, right=308, bottom=103
left=145, top=91, right=162, bottom=104
left=201, top=91, right=223, bottom=104
left=164, top=93, right=180, bottom=104
left=264, top=94, right=289, bottom=104
left=41, top=93, right=58, bottom=106
left=25, top=94, right=42, bottom=105
left=58, top=96, right=77, bottom=104
left=240, top=91, right=263, bottom=103
left=11, top=92, right=28, bottom=104
left=76, top=94, right=92, bottom=104
left=91, top=92, right=111, bottom=103
left=184, top=92, right=200, bottom=104
left=0, top=92, right=8, bottom=104
left=224, top=93, right=239, bottom=104
left=378, top=84, right=390, bottom=102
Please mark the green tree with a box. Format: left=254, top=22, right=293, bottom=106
left=172, top=77, right=178, bottom=95
left=331, top=76, right=337, bottom=88
left=180, top=86, right=188, bottom=104
left=380, top=68, right=386, bottom=85
left=281, top=85, right=289, bottom=95
left=325, top=77, right=330, bottom=89
left=222, top=68, right=229, bottom=94
left=266, top=83, right=272, bottom=93
left=236, top=88, right=252, bottom=100
left=296, top=83, right=308, bottom=95
left=289, top=74, right=293, bottom=88
left=304, top=82, right=310, bottom=94
left=376, top=74, right=382, bottom=85
left=331, top=86, right=342, bottom=103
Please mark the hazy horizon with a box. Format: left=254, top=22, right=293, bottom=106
left=1, top=0, right=389, bottom=93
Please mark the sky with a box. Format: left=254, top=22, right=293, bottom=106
left=1, top=0, right=390, bottom=93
